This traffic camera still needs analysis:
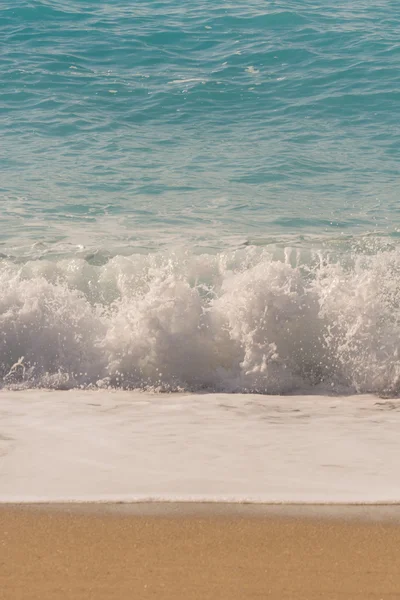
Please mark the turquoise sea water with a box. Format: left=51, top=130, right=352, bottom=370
left=1, top=1, right=400, bottom=393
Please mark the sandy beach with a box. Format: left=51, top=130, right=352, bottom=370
left=1, top=504, right=400, bottom=599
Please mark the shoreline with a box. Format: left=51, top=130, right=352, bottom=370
left=2, top=503, right=400, bottom=599
left=3, top=500, right=400, bottom=522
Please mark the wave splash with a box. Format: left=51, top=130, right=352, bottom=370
left=1, top=246, right=400, bottom=395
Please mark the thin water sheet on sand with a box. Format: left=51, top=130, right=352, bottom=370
left=1, top=390, right=400, bottom=503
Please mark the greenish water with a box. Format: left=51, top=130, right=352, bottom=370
left=1, top=1, right=400, bottom=393
left=2, top=1, right=400, bottom=253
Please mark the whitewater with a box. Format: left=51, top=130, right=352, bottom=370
left=3, top=246, right=400, bottom=504
left=2, top=0, right=400, bottom=503
left=1, top=245, right=400, bottom=395
left=2, top=390, right=400, bottom=504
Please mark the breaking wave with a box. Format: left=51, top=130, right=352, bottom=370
left=1, top=245, right=400, bottom=395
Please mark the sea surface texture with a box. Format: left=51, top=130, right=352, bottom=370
left=1, top=1, right=400, bottom=394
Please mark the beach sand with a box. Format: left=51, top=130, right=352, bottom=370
left=1, top=504, right=400, bottom=599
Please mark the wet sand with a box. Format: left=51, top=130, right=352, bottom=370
left=1, top=504, right=400, bottom=599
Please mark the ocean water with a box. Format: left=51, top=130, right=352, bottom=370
left=2, top=1, right=400, bottom=248
left=1, top=1, right=400, bottom=395
left=1, top=2, right=400, bottom=502
left=2, top=390, right=400, bottom=504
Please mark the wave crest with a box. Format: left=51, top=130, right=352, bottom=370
left=1, top=247, right=400, bottom=395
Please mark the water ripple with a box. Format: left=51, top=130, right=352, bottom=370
left=1, top=1, right=400, bottom=252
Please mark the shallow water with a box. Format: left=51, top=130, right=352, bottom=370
left=2, top=2, right=400, bottom=395
left=2, top=3, right=400, bottom=503
left=1, top=390, right=400, bottom=503
left=2, top=1, right=400, bottom=253
left=0, top=0, right=400, bottom=395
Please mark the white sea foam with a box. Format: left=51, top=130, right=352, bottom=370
left=1, top=390, right=400, bottom=503
left=245, top=65, right=259, bottom=74
left=168, top=78, right=206, bottom=84
left=0, top=246, right=400, bottom=394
